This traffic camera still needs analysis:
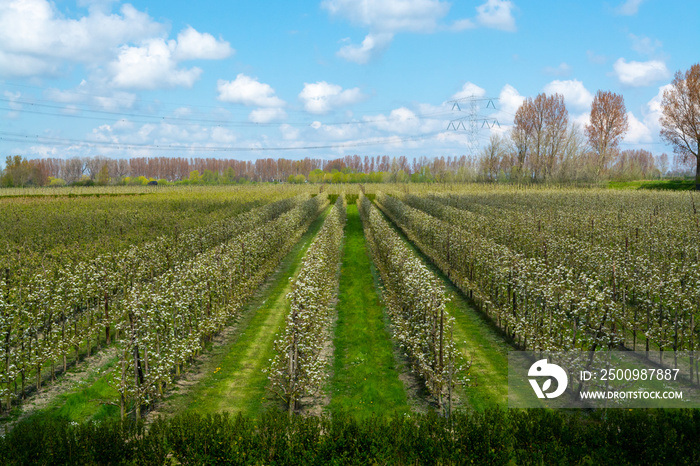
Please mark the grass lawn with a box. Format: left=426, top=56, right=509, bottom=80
left=327, top=204, right=410, bottom=418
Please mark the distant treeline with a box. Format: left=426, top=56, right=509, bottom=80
left=0, top=149, right=684, bottom=188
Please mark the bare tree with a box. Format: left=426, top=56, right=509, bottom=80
left=657, top=153, right=669, bottom=177
left=585, top=90, right=629, bottom=177
left=660, top=64, right=700, bottom=190
left=478, top=133, right=507, bottom=181
left=115, top=158, right=130, bottom=179
left=513, top=93, right=569, bottom=181
left=63, top=157, right=84, bottom=183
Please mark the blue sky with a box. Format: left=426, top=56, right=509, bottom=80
left=1, top=0, right=698, bottom=166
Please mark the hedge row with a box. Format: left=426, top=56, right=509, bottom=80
left=1, top=408, right=698, bottom=465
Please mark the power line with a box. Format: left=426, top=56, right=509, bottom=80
left=0, top=98, right=454, bottom=129
left=0, top=130, right=443, bottom=152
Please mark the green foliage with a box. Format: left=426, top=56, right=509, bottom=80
left=188, top=170, right=202, bottom=184
left=2, top=408, right=699, bottom=464
left=48, top=176, right=67, bottom=187
left=1, top=155, right=47, bottom=187
left=608, top=179, right=695, bottom=190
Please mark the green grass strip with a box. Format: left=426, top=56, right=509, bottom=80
left=11, top=356, right=121, bottom=426
left=327, top=205, right=409, bottom=418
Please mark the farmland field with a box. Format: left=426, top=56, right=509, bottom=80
left=1, top=183, right=699, bottom=464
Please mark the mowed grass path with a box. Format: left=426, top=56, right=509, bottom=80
left=166, top=208, right=330, bottom=418
left=376, top=203, right=512, bottom=410
left=327, top=204, right=409, bottom=418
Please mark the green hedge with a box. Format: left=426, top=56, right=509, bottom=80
left=1, top=408, right=699, bottom=465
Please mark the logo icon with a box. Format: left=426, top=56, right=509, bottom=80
left=528, top=359, right=568, bottom=399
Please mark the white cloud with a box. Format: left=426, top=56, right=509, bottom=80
left=449, top=18, right=476, bottom=31
left=0, top=0, right=163, bottom=77
left=642, top=83, right=673, bottom=132
left=497, top=84, right=524, bottom=118
left=299, top=81, right=365, bottom=114
left=451, top=82, right=487, bottom=100
left=572, top=112, right=591, bottom=130
left=322, top=0, right=451, bottom=33
left=336, top=32, right=394, bottom=64
left=280, top=124, right=300, bottom=141
left=628, top=33, right=661, bottom=56
left=476, top=0, right=516, bottom=32
left=309, top=120, right=362, bottom=140
left=3, top=91, right=21, bottom=110
left=211, top=127, right=236, bottom=143
left=624, top=111, right=653, bottom=143
left=616, top=0, right=644, bottom=15
left=544, top=62, right=572, bottom=77
left=109, top=39, right=202, bottom=89
left=217, top=74, right=285, bottom=107
left=3, top=90, right=21, bottom=118
left=249, top=107, right=287, bottom=123
left=173, top=26, right=233, bottom=61
left=323, top=0, right=507, bottom=63
left=108, top=25, right=232, bottom=90
left=613, top=58, right=669, bottom=86
left=543, top=79, right=594, bottom=110
left=45, top=80, right=137, bottom=111
left=365, top=106, right=444, bottom=135
left=90, top=119, right=241, bottom=155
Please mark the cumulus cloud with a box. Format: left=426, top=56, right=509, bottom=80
left=90, top=119, right=240, bottom=154
left=451, top=82, right=487, bottom=100
left=624, top=111, right=653, bottom=143
left=280, top=124, right=300, bottom=141
left=110, top=39, right=203, bottom=89
left=217, top=74, right=285, bottom=107
left=217, top=74, right=286, bottom=124
left=476, top=0, right=516, bottom=32
left=309, top=120, right=362, bottom=140
left=613, top=58, right=669, bottom=86
left=642, top=83, right=673, bottom=132
left=497, top=84, right=524, bottom=117
left=628, top=33, right=661, bottom=56
left=0, top=1, right=232, bottom=89
left=543, top=79, right=594, bottom=110
left=249, top=107, right=287, bottom=123
left=211, top=127, right=237, bottom=143
left=336, top=32, right=394, bottom=64
left=323, top=0, right=513, bottom=63
left=322, top=0, right=451, bottom=33
left=172, top=26, right=233, bottom=61
left=364, top=106, right=444, bottom=135
left=45, top=80, right=137, bottom=111
left=616, top=0, right=644, bottom=15
left=108, top=25, right=232, bottom=90
left=0, top=0, right=163, bottom=77
left=299, top=81, right=365, bottom=114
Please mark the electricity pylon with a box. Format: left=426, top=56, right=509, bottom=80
left=446, top=95, right=500, bottom=154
